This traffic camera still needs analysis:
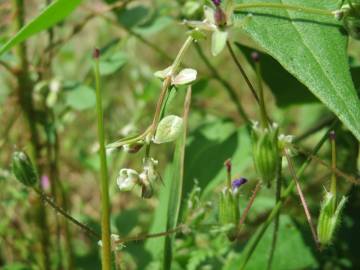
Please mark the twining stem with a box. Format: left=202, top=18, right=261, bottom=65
left=226, top=41, right=260, bottom=103
left=267, top=156, right=283, bottom=270
left=237, top=181, right=262, bottom=230
left=234, top=3, right=333, bottom=16
left=239, top=124, right=335, bottom=270
left=284, top=149, right=319, bottom=249
left=93, top=49, right=112, bottom=270
left=33, top=188, right=100, bottom=239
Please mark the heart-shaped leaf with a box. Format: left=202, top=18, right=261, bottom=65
left=234, top=0, right=360, bottom=141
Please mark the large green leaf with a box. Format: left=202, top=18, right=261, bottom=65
left=223, top=215, right=318, bottom=270
left=234, top=0, right=360, bottom=141
left=0, top=0, right=82, bottom=56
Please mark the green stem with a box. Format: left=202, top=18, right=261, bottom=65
left=171, top=36, right=193, bottom=74
left=330, top=132, right=337, bottom=211
left=255, top=61, right=268, bottom=128
left=12, top=1, right=50, bottom=269
left=234, top=3, right=333, bottom=16
left=226, top=41, right=260, bottom=104
left=239, top=124, right=336, bottom=270
left=93, top=50, right=112, bottom=270
left=267, top=156, right=282, bottom=270
left=33, top=188, right=100, bottom=239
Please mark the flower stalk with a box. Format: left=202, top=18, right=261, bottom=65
left=93, top=48, right=112, bottom=270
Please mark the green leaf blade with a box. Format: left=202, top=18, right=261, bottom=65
left=0, top=0, right=83, bottom=56
left=235, top=0, right=360, bottom=140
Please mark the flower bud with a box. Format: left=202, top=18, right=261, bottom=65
left=218, top=187, right=239, bottom=240
left=251, top=123, right=280, bottom=187
left=317, top=191, right=347, bottom=246
left=116, top=168, right=139, bottom=191
left=11, top=151, right=39, bottom=187
left=214, top=7, right=227, bottom=27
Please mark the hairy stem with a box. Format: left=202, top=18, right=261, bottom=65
left=238, top=181, right=262, bottom=230
left=284, top=149, right=319, bottom=249
left=34, top=188, right=100, bottom=239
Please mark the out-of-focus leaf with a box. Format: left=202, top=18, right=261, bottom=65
left=116, top=5, right=149, bottom=29
left=134, top=17, right=173, bottom=35
left=234, top=0, right=360, bottom=141
left=0, top=0, right=82, bottom=56
left=99, top=51, right=127, bottom=76
left=65, top=85, right=96, bottom=111
left=224, top=215, right=318, bottom=270
left=236, top=43, right=318, bottom=107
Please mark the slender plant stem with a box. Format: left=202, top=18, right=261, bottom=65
left=115, top=225, right=185, bottom=245
left=234, top=3, right=333, bottom=16
left=33, top=188, right=100, bottom=239
left=226, top=41, right=260, bottom=103
left=194, top=43, right=251, bottom=124
left=93, top=50, right=112, bottom=270
left=284, top=149, right=319, bottom=249
left=237, top=181, right=262, bottom=230
left=12, top=1, right=50, bottom=269
left=239, top=124, right=335, bottom=270
left=254, top=60, right=269, bottom=128
left=267, top=156, right=283, bottom=270
left=330, top=131, right=337, bottom=211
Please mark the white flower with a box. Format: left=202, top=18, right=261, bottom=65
left=154, top=66, right=197, bottom=86
left=116, top=168, right=139, bottom=191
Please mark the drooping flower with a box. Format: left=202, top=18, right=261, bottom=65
left=116, top=168, right=139, bottom=191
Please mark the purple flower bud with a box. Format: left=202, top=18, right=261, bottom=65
left=93, top=48, right=100, bottom=59
left=224, top=159, right=232, bottom=174
left=232, top=178, right=248, bottom=190
left=212, top=0, right=221, bottom=6
left=214, top=7, right=227, bottom=27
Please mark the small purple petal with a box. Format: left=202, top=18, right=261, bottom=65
left=212, top=0, right=221, bottom=6
left=232, top=178, right=247, bottom=190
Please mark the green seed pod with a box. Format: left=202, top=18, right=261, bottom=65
left=251, top=123, right=280, bottom=187
left=11, top=151, right=38, bottom=187
left=218, top=187, right=239, bottom=240
left=317, top=191, right=347, bottom=246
